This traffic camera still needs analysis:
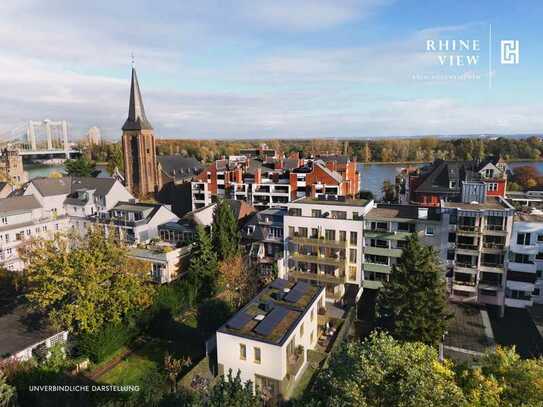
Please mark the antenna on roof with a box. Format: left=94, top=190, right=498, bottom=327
left=130, top=52, right=135, bottom=68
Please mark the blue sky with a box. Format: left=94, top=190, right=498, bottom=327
left=0, top=0, right=541, bottom=140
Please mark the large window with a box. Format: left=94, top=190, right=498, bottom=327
left=517, top=233, right=531, bottom=246
left=365, top=254, right=388, bottom=265
left=240, top=344, right=246, bottom=360
left=254, top=347, right=261, bottom=364
left=350, top=231, right=358, bottom=245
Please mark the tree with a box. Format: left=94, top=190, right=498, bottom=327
left=376, top=234, right=450, bottom=346
left=0, top=266, right=25, bottom=307
left=184, top=225, right=218, bottom=301
left=206, top=370, right=261, bottom=407
left=63, top=157, right=96, bottom=177
left=106, top=143, right=124, bottom=175
left=362, top=143, right=372, bottom=163
left=20, top=228, right=154, bottom=334
left=0, top=370, right=16, bottom=407
left=218, top=256, right=258, bottom=308
left=212, top=199, right=240, bottom=261
left=304, top=332, right=465, bottom=407
left=197, top=298, right=232, bottom=339
left=381, top=180, right=396, bottom=203
left=477, top=346, right=543, bottom=406
left=511, top=165, right=543, bottom=189
left=163, top=352, right=191, bottom=393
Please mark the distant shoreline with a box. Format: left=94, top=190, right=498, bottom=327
left=359, top=159, right=543, bottom=166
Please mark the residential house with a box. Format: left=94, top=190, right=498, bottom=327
left=216, top=278, right=325, bottom=401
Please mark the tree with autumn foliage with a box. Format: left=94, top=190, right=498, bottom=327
left=20, top=228, right=154, bottom=334
left=218, top=255, right=258, bottom=308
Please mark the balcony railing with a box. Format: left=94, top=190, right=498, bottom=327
left=455, top=262, right=476, bottom=269
left=457, top=243, right=478, bottom=250
left=291, top=253, right=345, bottom=267
left=483, top=242, right=505, bottom=249
left=289, top=270, right=345, bottom=284
left=457, top=225, right=478, bottom=232
left=453, top=279, right=476, bottom=287
left=291, top=236, right=346, bottom=249
left=485, top=224, right=504, bottom=231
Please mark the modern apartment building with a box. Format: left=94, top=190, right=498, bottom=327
left=283, top=196, right=373, bottom=302
left=128, top=244, right=191, bottom=284
left=362, top=204, right=445, bottom=289
left=191, top=154, right=360, bottom=211
left=442, top=197, right=514, bottom=308
left=216, top=278, right=325, bottom=401
left=506, top=212, right=543, bottom=308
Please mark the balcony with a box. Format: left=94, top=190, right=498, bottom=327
left=508, top=261, right=536, bottom=273
left=482, top=242, right=505, bottom=250
left=364, top=246, right=402, bottom=258
left=454, top=262, right=478, bottom=273
left=457, top=225, right=479, bottom=234
left=480, top=262, right=505, bottom=272
left=364, top=230, right=411, bottom=241
left=456, top=243, right=479, bottom=254
left=364, top=263, right=392, bottom=274
left=291, top=253, right=345, bottom=268
left=291, top=236, right=346, bottom=249
left=289, top=269, right=345, bottom=285
left=286, top=348, right=305, bottom=378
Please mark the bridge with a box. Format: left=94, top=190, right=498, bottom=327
left=0, top=120, right=80, bottom=160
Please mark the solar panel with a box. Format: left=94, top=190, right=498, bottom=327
left=292, top=281, right=311, bottom=293
left=254, top=307, right=289, bottom=336
left=270, top=278, right=289, bottom=290
left=284, top=289, right=304, bottom=303
left=226, top=312, right=252, bottom=330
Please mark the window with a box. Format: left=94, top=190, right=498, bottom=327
left=312, top=209, right=322, bottom=218
left=299, top=227, right=308, bottom=238
left=397, top=240, right=408, bottom=249
left=448, top=232, right=456, bottom=243
left=4, top=234, right=9, bottom=242
left=538, top=234, right=543, bottom=243
left=537, top=252, right=543, bottom=261
left=289, top=226, right=295, bottom=237
left=447, top=250, right=455, bottom=260
left=311, top=308, right=314, bottom=322
left=349, top=266, right=357, bottom=280
left=487, top=183, right=498, bottom=192
left=366, top=254, right=389, bottom=265
left=254, top=347, right=261, bottom=364
left=310, top=331, right=314, bottom=344
left=534, top=288, right=541, bottom=296
left=26, top=229, right=31, bottom=236
left=300, top=322, right=304, bottom=337
left=1, top=217, right=7, bottom=224
left=325, top=229, right=336, bottom=241
left=311, top=228, right=319, bottom=238
left=425, top=225, right=434, bottom=236
left=350, top=231, right=358, bottom=245
left=339, top=231, right=347, bottom=242
left=349, top=249, right=357, bottom=263
left=517, top=233, right=531, bottom=246
left=239, top=344, right=246, bottom=360
left=288, top=208, right=302, bottom=216
left=331, top=211, right=347, bottom=220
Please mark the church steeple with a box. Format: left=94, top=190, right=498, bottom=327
left=122, top=67, right=153, bottom=131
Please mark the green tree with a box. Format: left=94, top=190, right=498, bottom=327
left=184, top=225, right=218, bottom=301
left=376, top=234, right=450, bottom=346
left=206, top=370, right=261, bottom=407
left=0, top=370, right=16, bottom=407
left=63, top=157, right=96, bottom=177
left=212, top=199, right=240, bottom=261
left=381, top=180, right=396, bottom=203
left=106, top=143, right=124, bottom=175
left=304, top=332, right=465, bottom=407
left=477, top=346, right=543, bottom=406
left=20, top=228, right=154, bottom=334
left=197, top=298, right=232, bottom=339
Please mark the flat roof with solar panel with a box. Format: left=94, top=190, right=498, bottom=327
left=218, top=278, right=325, bottom=345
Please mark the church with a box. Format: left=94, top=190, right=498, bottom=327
left=121, top=67, right=203, bottom=214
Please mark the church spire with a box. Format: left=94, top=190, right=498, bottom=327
left=122, top=67, right=153, bottom=131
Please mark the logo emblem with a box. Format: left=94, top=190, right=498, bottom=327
left=500, top=40, right=519, bottom=64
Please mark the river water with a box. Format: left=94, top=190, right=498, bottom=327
left=24, top=161, right=543, bottom=200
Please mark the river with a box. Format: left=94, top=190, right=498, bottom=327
left=24, top=161, right=543, bottom=200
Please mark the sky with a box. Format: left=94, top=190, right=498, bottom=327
left=0, top=0, right=542, bottom=140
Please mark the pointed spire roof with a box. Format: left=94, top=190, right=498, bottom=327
left=122, top=67, right=153, bottom=131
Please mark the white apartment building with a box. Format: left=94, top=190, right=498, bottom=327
left=216, top=278, right=325, bottom=401
left=506, top=212, right=543, bottom=308
left=442, top=197, right=515, bottom=308
left=91, top=201, right=179, bottom=245
left=283, top=196, right=374, bottom=302
left=0, top=195, right=70, bottom=270
left=363, top=204, right=446, bottom=289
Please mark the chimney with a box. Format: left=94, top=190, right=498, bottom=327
left=255, top=168, right=262, bottom=184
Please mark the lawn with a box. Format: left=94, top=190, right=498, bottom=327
left=289, top=350, right=327, bottom=400
left=94, top=311, right=206, bottom=386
